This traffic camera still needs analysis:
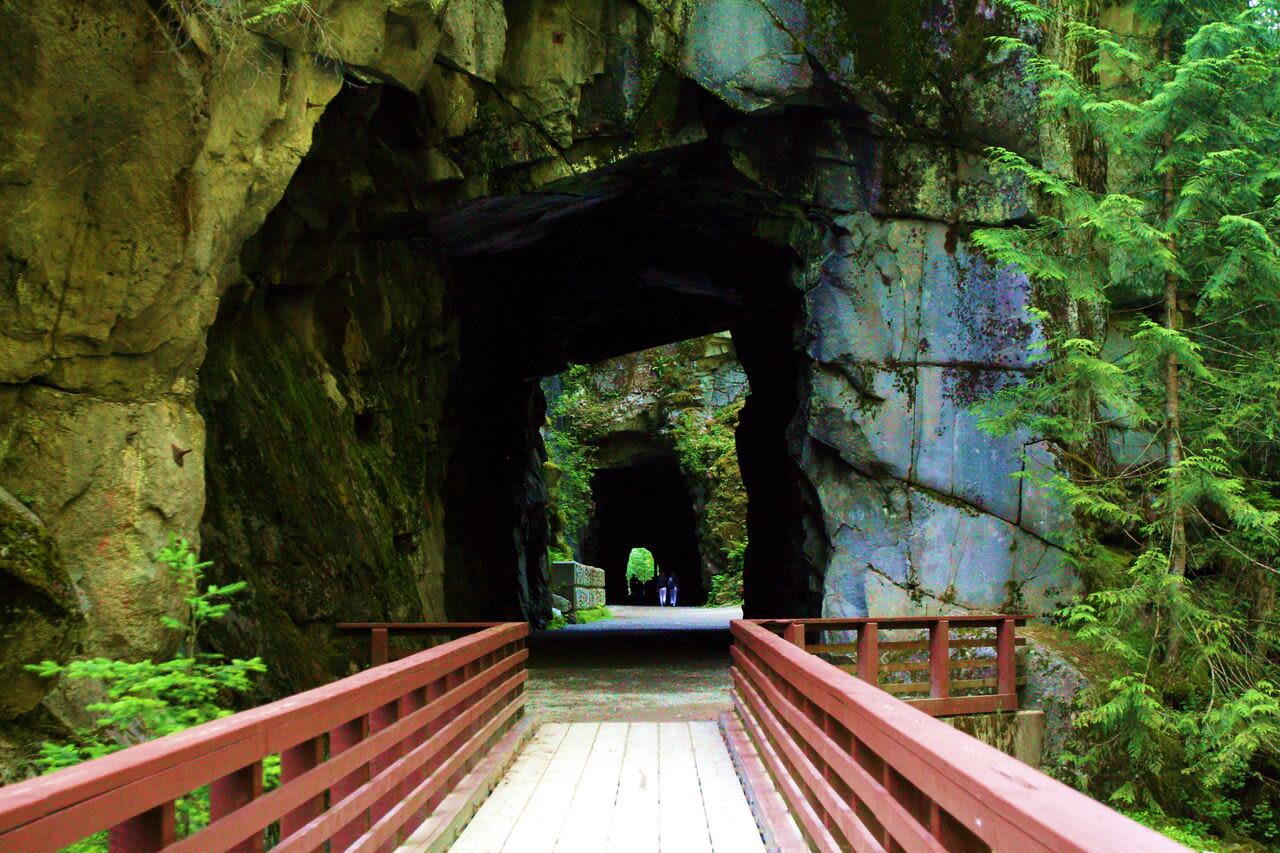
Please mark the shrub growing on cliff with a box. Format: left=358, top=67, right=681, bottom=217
left=544, top=365, right=614, bottom=560
left=164, top=0, right=321, bottom=30
left=672, top=401, right=748, bottom=605
left=26, top=538, right=266, bottom=839
left=976, top=0, right=1280, bottom=842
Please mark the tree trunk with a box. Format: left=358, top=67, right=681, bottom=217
left=1160, top=29, right=1187, bottom=665
left=1160, top=31, right=1187, bottom=582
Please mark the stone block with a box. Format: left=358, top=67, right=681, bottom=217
left=939, top=710, right=1045, bottom=768
left=807, top=364, right=1027, bottom=528
left=440, top=0, right=507, bottom=83
left=573, top=587, right=606, bottom=611
left=1017, top=442, right=1071, bottom=548
left=550, top=561, right=605, bottom=591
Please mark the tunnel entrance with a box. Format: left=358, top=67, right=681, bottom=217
left=546, top=332, right=753, bottom=608
left=197, top=78, right=822, bottom=688
left=589, top=457, right=704, bottom=606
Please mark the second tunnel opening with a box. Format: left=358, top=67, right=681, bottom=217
left=589, top=457, right=705, bottom=606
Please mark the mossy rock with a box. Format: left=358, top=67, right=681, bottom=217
left=0, top=501, right=83, bottom=719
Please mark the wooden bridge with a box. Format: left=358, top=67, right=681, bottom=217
left=0, top=617, right=1188, bottom=852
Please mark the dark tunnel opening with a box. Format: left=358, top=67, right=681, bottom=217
left=584, top=457, right=705, bottom=607
left=194, top=76, right=822, bottom=692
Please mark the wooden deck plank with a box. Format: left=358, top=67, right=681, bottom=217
left=448, top=723, right=570, bottom=853
left=605, top=722, right=660, bottom=853
left=495, top=722, right=599, bottom=853
left=657, top=723, right=712, bottom=853
left=552, top=722, right=628, bottom=852
left=445, top=720, right=767, bottom=853
left=688, top=721, right=766, bottom=852
left=397, top=715, right=537, bottom=853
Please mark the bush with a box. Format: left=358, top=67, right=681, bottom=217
left=626, top=547, right=656, bottom=592
left=25, top=537, right=267, bottom=844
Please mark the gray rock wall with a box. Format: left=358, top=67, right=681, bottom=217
left=797, top=213, right=1074, bottom=617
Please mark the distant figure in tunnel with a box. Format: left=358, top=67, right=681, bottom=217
left=666, top=573, right=678, bottom=607
left=657, top=573, right=668, bottom=606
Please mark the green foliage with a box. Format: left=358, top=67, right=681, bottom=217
left=706, top=560, right=747, bottom=607
left=1055, top=553, right=1280, bottom=839
left=626, top=547, right=657, bottom=592
left=544, top=364, right=615, bottom=560
left=572, top=605, right=613, bottom=625
left=1124, top=811, right=1230, bottom=851
left=25, top=538, right=266, bottom=842
left=672, top=401, right=748, bottom=605
left=542, top=605, right=611, bottom=629
left=164, top=0, right=317, bottom=27
left=977, top=0, right=1280, bottom=843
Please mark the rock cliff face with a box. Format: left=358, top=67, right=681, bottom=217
left=0, top=0, right=1077, bottom=711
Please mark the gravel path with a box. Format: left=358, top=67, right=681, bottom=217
left=525, top=605, right=741, bottom=722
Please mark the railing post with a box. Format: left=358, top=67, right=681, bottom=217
left=929, top=619, right=950, bottom=699
left=370, top=627, right=389, bottom=667
left=997, top=618, right=1017, bottom=708
left=422, top=674, right=449, bottom=817
left=209, top=761, right=263, bottom=853
left=281, top=736, right=325, bottom=842
left=856, top=621, right=879, bottom=684
left=782, top=621, right=806, bottom=650
left=369, top=700, right=399, bottom=832
left=109, top=802, right=175, bottom=852
left=330, top=716, right=370, bottom=850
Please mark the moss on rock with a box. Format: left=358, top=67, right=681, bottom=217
left=0, top=500, right=83, bottom=719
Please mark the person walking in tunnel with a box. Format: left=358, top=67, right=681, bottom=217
left=657, top=572, right=668, bottom=606
left=666, top=573, right=678, bottom=607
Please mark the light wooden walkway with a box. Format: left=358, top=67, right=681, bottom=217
left=444, top=721, right=766, bottom=852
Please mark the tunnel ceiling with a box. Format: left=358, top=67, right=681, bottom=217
left=371, top=142, right=802, bottom=376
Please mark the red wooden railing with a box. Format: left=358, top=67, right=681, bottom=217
left=0, top=622, right=528, bottom=853
left=759, top=616, right=1026, bottom=716
left=336, top=622, right=506, bottom=666
left=730, top=619, right=1186, bottom=852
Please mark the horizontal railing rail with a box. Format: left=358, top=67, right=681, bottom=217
left=0, top=622, right=529, bottom=853
left=759, top=616, right=1027, bottom=716
left=730, top=619, right=1186, bottom=852
left=335, top=622, right=507, bottom=666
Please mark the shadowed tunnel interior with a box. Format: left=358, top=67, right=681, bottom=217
left=420, top=143, right=818, bottom=621
left=197, top=85, right=824, bottom=695
left=585, top=457, right=705, bottom=606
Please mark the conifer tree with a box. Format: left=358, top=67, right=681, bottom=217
left=975, top=0, right=1280, bottom=840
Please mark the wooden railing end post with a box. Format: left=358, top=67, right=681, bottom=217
left=371, top=627, right=390, bottom=667
left=997, top=617, right=1017, bottom=706
left=929, top=618, right=950, bottom=699
left=856, top=621, right=879, bottom=684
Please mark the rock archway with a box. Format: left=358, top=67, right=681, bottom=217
left=0, top=0, right=1078, bottom=710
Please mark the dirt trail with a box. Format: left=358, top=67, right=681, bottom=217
left=524, top=605, right=741, bottom=722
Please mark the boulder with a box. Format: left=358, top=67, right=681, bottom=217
left=680, top=0, right=813, bottom=112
